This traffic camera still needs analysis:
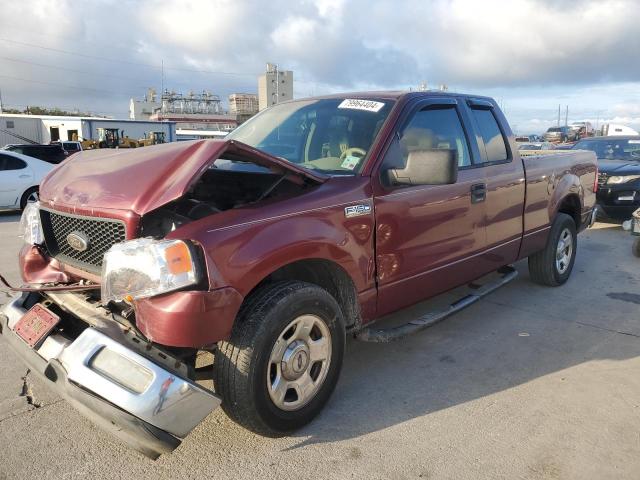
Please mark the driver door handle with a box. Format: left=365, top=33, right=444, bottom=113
left=471, top=183, right=487, bottom=204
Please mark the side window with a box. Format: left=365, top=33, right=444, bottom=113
left=0, top=155, right=27, bottom=170
left=383, top=107, right=471, bottom=177
left=470, top=108, right=508, bottom=163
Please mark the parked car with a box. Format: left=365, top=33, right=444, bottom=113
left=0, top=149, right=53, bottom=209
left=544, top=126, right=572, bottom=143
left=622, top=208, right=640, bottom=257
left=569, top=121, right=593, bottom=140
left=53, top=140, right=83, bottom=155
left=573, top=136, right=640, bottom=219
left=518, top=142, right=555, bottom=151
left=1, top=91, right=597, bottom=458
left=2, top=143, right=68, bottom=164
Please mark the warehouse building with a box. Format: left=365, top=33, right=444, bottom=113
left=0, top=113, right=176, bottom=147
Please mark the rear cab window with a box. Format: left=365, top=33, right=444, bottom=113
left=468, top=104, right=510, bottom=164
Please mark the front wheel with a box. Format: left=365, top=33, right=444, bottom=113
left=20, top=187, right=39, bottom=210
left=528, top=213, right=577, bottom=286
left=214, top=281, right=345, bottom=436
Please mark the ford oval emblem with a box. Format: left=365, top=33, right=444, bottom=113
left=67, top=231, right=90, bottom=252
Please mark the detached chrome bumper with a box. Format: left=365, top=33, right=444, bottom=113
left=0, top=293, right=221, bottom=459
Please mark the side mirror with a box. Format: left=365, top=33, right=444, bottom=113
left=385, top=149, right=458, bottom=186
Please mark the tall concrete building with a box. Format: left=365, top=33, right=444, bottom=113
left=129, top=88, right=160, bottom=121
left=258, top=63, right=293, bottom=111
left=229, top=93, right=258, bottom=116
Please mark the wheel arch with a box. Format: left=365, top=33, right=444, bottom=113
left=556, top=193, right=582, bottom=230
left=243, top=258, right=361, bottom=329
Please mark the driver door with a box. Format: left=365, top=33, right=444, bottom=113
left=372, top=98, right=489, bottom=316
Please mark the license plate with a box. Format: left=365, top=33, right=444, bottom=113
left=13, top=304, right=60, bottom=348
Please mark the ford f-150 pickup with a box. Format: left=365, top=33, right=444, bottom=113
left=0, top=91, right=597, bottom=458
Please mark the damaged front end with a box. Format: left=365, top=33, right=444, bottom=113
left=0, top=291, right=219, bottom=458
left=0, top=140, right=324, bottom=457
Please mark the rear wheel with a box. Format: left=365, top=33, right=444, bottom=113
left=528, top=213, right=577, bottom=286
left=214, top=281, right=345, bottom=436
left=20, top=187, right=39, bottom=210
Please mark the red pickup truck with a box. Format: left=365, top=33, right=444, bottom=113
left=1, top=91, right=597, bottom=457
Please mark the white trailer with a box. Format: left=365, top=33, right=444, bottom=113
left=0, top=115, right=43, bottom=147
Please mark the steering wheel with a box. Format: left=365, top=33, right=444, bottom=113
left=339, top=147, right=367, bottom=162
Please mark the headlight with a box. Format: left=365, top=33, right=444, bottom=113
left=101, top=238, right=200, bottom=303
left=607, top=175, right=640, bottom=184
left=19, top=202, right=44, bottom=245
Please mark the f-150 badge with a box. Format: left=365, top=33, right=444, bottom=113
left=344, top=204, right=372, bottom=218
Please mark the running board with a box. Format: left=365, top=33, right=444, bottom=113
left=355, top=265, right=518, bottom=343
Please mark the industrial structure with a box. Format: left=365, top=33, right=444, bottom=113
left=258, top=63, right=293, bottom=111
left=138, top=89, right=238, bottom=132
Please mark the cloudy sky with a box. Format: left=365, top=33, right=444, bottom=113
left=1, top=0, right=639, bottom=133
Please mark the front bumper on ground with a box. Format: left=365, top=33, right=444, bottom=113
left=0, top=293, right=221, bottom=459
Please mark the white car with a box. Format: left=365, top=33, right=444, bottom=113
left=0, top=150, right=54, bottom=210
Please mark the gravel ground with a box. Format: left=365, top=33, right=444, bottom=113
left=0, top=213, right=638, bottom=480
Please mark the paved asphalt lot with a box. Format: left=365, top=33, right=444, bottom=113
left=0, top=213, right=639, bottom=480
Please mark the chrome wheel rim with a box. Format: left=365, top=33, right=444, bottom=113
left=267, top=314, right=332, bottom=411
left=555, top=228, right=573, bottom=274
left=26, top=191, right=39, bottom=203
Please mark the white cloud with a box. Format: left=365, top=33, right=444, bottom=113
left=0, top=0, right=639, bottom=122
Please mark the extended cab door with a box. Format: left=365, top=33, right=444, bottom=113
left=464, top=99, right=525, bottom=267
left=372, top=98, right=489, bottom=317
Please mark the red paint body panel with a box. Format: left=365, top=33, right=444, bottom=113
left=17, top=91, right=598, bottom=348
left=134, top=288, right=244, bottom=348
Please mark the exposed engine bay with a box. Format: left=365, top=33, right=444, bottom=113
left=141, top=158, right=314, bottom=237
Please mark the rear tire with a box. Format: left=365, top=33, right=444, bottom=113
left=528, top=213, right=577, bottom=286
left=214, top=281, right=345, bottom=436
left=20, top=187, right=39, bottom=210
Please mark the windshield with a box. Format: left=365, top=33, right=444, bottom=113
left=226, top=98, right=395, bottom=175
left=573, top=138, right=640, bottom=161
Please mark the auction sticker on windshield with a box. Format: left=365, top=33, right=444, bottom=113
left=338, top=99, right=385, bottom=113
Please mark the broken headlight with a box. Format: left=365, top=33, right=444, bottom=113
left=101, top=238, right=200, bottom=303
left=19, top=201, right=44, bottom=245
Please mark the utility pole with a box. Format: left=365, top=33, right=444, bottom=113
left=565, top=105, right=569, bottom=127
left=275, top=63, right=279, bottom=105
left=0, top=87, right=3, bottom=114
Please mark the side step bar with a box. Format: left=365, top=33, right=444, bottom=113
left=356, top=265, right=518, bottom=343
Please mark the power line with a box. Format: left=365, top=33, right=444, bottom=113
left=0, top=55, right=152, bottom=86
left=0, top=74, right=132, bottom=97
left=0, top=37, right=259, bottom=77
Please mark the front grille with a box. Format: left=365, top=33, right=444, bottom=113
left=598, top=172, right=609, bottom=186
left=40, top=209, right=127, bottom=273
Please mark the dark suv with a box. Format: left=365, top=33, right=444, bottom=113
left=573, top=136, right=640, bottom=219
left=544, top=126, right=571, bottom=143
left=2, top=144, right=68, bottom=164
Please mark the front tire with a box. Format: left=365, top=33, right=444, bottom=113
left=528, top=213, right=577, bottom=286
left=214, top=281, right=345, bottom=436
left=20, top=187, right=39, bottom=210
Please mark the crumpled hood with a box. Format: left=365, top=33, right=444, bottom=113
left=39, top=140, right=326, bottom=215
